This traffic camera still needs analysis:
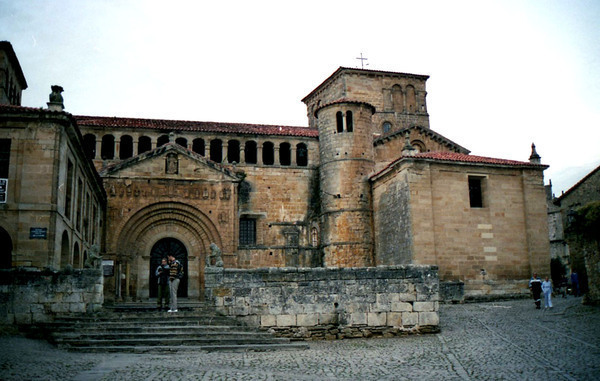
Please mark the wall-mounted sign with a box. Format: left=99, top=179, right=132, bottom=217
left=102, top=260, right=114, bottom=277
left=0, top=178, right=7, bottom=203
left=30, top=227, right=47, bottom=239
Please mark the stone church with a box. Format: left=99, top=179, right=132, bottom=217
left=1, top=41, right=550, bottom=309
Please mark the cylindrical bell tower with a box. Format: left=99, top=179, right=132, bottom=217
left=316, top=100, right=375, bottom=267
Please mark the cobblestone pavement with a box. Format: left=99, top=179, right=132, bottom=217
left=1, top=297, right=599, bottom=380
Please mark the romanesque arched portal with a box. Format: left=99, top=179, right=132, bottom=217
left=116, top=202, right=222, bottom=300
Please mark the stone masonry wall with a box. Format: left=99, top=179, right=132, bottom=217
left=0, top=268, right=103, bottom=325
left=205, top=265, right=439, bottom=339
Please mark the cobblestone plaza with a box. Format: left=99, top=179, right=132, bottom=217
left=1, top=297, right=598, bottom=380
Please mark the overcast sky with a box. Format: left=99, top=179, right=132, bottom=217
left=1, top=0, right=599, bottom=195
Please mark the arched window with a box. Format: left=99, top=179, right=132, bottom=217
left=175, top=137, right=187, bottom=148
left=296, top=143, right=308, bottom=167
left=101, top=135, right=115, bottom=160
left=262, top=142, right=274, bottom=165
left=346, top=111, right=353, bottom=132
left=60, top=231, right=70, bottom=268
left=412, top=140, right=426, bottom=153
left=157, top=135, right=170, bottom=147
left=82, top=134, right=96, bottom=160
left=336, top=111, right=343, bottom=133
left=406, top=85, right=416, bottom=113
left=138, top=136, right=152, bottom=154
left=210, top=139, right=222, bottom=162
left=119, top=135, right=133, bottom=159
left=279, top=142, right=291, bottom=166
left=228, top=140, right=240, bottom=163
left=73, top=242, right=80, bottom=269
left=245, top=141, right=257, bottom=164
left=392, top=84, right=403, bottom=112
left=0, top=227, right=12, bottom=269
left=192, top=138, right=205, bottom=156
left=382, top=122, right=392, bottom=134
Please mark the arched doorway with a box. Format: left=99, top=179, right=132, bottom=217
left=0, top=227, right=12, bottom=269
left=60, top=231, right=70, bottom=268
left=149, top=238, right=188, bottom=298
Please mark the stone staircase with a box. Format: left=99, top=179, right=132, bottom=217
left=35, top=301, right=308, bottom=353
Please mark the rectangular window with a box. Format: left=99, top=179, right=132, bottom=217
left=468, top=176, right=484, bottom=208
left=65, top=160, right=74, bottom=219
left=0, top=139, right=10, bottom=178
left=239, top=218, right=256, bottom=246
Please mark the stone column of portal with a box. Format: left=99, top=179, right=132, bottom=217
left=316, top=101, right=376, bottom=268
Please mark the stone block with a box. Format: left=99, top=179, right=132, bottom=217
left=391, top=301, right=412, bottom=312
left=276, top=314, right=297, bottom=327
left=319, top=313, right=337, bottom=325
left=69, top=303, right=86, bottom=313
left=419, top=312, right=439, bottom=326
left=413, top=301, right=434, bottom=312
left=261, top=314, right=277, bottom=327
left=367, top=312, right=387, bottom=326
left=349, top=312, right=367, bottom=325
left=297, top=313, right=318, bottom=327
left=402, top=312, right=418, bottom=326
left=387, top=312, right=402, bottom=327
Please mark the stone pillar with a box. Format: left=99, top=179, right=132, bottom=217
left=240, top=146, right=246, bottom=164
left=222, top=142, right=228, bottom=163
left=274, top=146, right=280, bottom=166
left=95, top=139, right=101, bottom=160
left=291, top=146, right=297, bottom=166
left=257, top=146, right=263, bottom=165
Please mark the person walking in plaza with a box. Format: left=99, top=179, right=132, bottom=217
left=529, top=273, right=543, bottom=309
left=155, top=258, right=170, bottom=311
left=542, top=276, right=553, bottom=309
left=168, top=254, right=184, bottom=313
left=570, top=271, right=580, bottom=297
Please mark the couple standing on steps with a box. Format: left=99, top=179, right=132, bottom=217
left=155, top=254, right=184, bottom=312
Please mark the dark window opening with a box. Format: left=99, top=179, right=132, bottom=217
left=0, top=139, right=11, bottom=178
left=382, top=122, right=392, bottom=134
left=296, top=143, right=308, bottom=166
left=245, top=141, right=257, bottom=164
left=192, top=138, right=205, bottom=156
left=65, top=160, right=73, bottom=218
left=263, top=142, right=274, bottom=165
left=101, top=135, right=115, bottom=160
left=82, top=134, right=96, bottom=160
left=468, top=177, right=484, bottom=208
left=239, top=218, right=256, bottom=246
left=119, top=135, right=133, bottom=159
left=346, top=111, right=353, bottom=132
left=157, top=135, right=170, bottom=147
left=336, top=111, right=343, bottom=133
left=279, top=142, right=291, bottom=166
left=210, top=139, right=222, bottom=162
left=228, top=140, right=240, bottom=163
left=175, top=137, right=187, bottom=148
left=138, top=136, right=152, bottom=154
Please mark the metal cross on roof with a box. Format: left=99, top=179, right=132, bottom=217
left=356, top=53, right=368, bottom=69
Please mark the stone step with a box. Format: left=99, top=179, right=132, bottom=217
left=55, top=336, right=294, bottom=348
left=66, top=343, right=310, bottom=353
left=53, top=330, right=275, bottom=341
left=38, top=302, right=305, bottom=353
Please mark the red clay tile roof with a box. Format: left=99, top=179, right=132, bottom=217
left=371, top=151, right=547, bottom=180
left=411, top=152, right=544, bottom=166
left=75, top=115, right=318, bottom=138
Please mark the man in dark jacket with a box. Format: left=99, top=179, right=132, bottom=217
left=168, top=254, right=184, bottom=313
left=155, top=258, right=170, bottom=311
left=529, top=273, right=543, bottom=309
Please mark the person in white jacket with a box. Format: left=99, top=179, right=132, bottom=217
left=542, top=276, right=553, bottom=309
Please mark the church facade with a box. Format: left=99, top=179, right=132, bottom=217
left=1, top=41, right=551, bottom=304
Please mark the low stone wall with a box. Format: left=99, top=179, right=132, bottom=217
left=204, top=265, right=439, bottom=339
left=0, top=268, right=103, bottom=325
